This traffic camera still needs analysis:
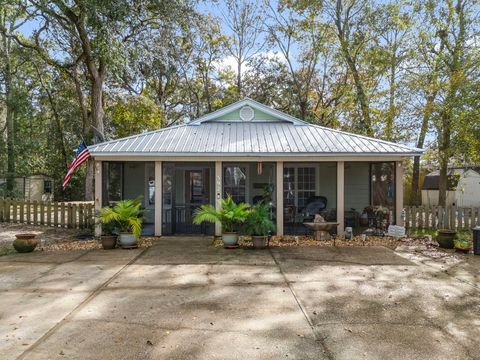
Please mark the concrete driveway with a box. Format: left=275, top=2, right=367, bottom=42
left=0, top=237, right=479, bottom=360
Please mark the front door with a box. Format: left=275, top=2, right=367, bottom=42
left=164, top=166, right=213, bottom=235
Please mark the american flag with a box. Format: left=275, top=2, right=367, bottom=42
left=62, top=141, right=91, bottom=188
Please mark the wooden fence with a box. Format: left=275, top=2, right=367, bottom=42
left=0, top=198, right=95, bottom=229
left=404, top=206, right=480, bottom=230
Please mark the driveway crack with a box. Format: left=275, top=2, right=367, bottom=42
left=268, top=248, right=335, bottom=360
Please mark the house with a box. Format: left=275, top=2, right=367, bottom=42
left=0, top=174, right=54, bottom=201
left=89, top=98, right=423, bottom=237
left=422, top=167, right=480, bottom=207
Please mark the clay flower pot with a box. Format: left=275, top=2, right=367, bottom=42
left=100, top=235, right=117, bottom=250
left=437, top=229, right=456, bottom=249
left=13, top=234, right=38, bottom=253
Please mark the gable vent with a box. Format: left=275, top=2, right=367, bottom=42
left=239, top=105, right=254, bottom=122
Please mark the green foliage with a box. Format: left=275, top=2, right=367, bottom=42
left=98, top=198, right=144, bottom=238
left=108, top=95, right=163, bottom=138
left=193, top=196, right=250, bottom=233
left=243, top=202, right=275, bottom=236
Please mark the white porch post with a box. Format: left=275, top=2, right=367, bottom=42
left=337, top=161, right=345, bottom=237
left=215, top=161, right=222, bottom=237
left=94, top=160, right=102, bottom=237
left=395, top=161, right=404, bottom=226
left=154, top=161, right=162, bottom=236
left=276, top=161, right=284, bottom=236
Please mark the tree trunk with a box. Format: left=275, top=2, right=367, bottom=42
left=84, top=73, right=105, bottom=201
left=4, top=50, right=14, bottom=194
left=385, top=53, right=396, bottom=141
left=410, top=94, right=435, bottom=205
left=237, top=60, right=242, bottom=99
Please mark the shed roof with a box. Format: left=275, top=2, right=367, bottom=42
left=89, top=98, right=423, bottom=157
left=422, top=168, right=480, bottom=190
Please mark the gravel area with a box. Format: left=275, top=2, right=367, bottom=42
left=0, top=223, right=156, bottom=254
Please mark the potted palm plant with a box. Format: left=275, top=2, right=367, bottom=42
left=98, top=199, right=144, bottom=249
left=193, top=196, right=250, bottom=247
left=244, top=202, right=275, bottom=249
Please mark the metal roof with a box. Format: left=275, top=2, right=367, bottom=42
left=89, top=99, right=423, bottom=157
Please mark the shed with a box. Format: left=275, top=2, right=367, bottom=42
left=421, top=168, right=480, bottom=207
left=0, top=174, right=54, bottom=201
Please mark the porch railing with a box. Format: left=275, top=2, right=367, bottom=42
left=404, top=206, right=480, bottom=230
left=0, top=198, right=95, bottom=229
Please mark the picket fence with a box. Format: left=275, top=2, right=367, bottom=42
left=0, top=198, right=95, bottom=229
left=404, top=206, right=480, bottom=230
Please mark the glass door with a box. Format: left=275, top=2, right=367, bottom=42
left=162, top=163, right=214, bottom=235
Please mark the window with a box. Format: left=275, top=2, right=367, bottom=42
left=223, top=165, right=247, bottom=203
left=297, top=167, right=316, bottom=208
left=43, top=180, right=52, bottom=194
left=283, top=167, right=316, bottom=209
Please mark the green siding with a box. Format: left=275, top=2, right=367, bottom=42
left=213, top=108, right=278, bottom=121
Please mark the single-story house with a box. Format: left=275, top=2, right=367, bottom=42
left=0, top=173, right=54, bottom=201
left=89, top=98, right=423, bottom=237
left=422, top=167, right=480, bottom=207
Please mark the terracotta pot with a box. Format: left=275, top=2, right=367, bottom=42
left=100, top=235, right=117, bottom=250
left=437, top=229, right=456, bottom=249
left=252, top=235, right=268, bottom=249
left=13, top=234, right=38, bottom=253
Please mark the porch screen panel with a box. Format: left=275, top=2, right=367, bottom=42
left=102, top=162, right=123, bottom=206
left=283, top=167, right=295, bottom=207
left=371, top=162, right=395, bottom=209
left=223, top=166, right=247, bottom=203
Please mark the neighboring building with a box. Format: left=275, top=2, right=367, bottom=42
left=89, top=98, right=423, bottom=236
left=422, top=167, right=480, bottom=207
left=0, top=174, right=54, bottom=201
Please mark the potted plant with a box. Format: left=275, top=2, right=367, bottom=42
left=13, top=233, right=38, bottom=253
left=96, top=216, right=118, bottom=250
left=454, top=239, right=472, bottom=254
left=437, top=229, right=456, bottom=249
left=98, top=198, right=144, bottom=249
left=193, top=196, right=250, bottom=247
left=244, top=202, right=275, bottom=249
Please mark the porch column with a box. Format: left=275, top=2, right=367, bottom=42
left=154, top=161, right=162, bottom=236
left=336, top=161, right=345, bottom=237
left=276, top=161, right=284, bottom=236
left=395, top=161, right=404, bottom=226
left=215, top=161, right=222, bottom=237
left=94, top=160, right=102, bottom=237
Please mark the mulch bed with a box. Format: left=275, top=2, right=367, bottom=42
left=0, top=223, right=157, bottom=254
left=39, top=236, right=156, bottom=252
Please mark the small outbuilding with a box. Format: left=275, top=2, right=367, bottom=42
left=421, top=167, right=480, bottom=207
left=0, top=174, right=54, bottom=201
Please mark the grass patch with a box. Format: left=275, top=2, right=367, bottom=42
left=0, top=244, right=16, bottom=256
left=408, top=228, right=472, bottom=242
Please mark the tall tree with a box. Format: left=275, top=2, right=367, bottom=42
left=327, top=0, right=374, bottom=136
left=0, top=1, right=27, bottom=194
left=223, top=0, right=266, bottom=98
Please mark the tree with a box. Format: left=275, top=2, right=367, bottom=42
left=223, top=0, right=266, bottom=98
left=327, top=0, right=374, bottom=136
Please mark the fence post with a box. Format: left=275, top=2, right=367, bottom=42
left=53, top=202, right=58, bottom=227
left=61, top=202, right=66, bottom=227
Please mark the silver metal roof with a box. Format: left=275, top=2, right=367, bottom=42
left=89, top=122, right=422, bottom=157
